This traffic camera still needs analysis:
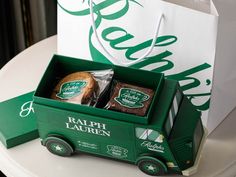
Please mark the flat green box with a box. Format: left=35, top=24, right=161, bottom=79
left=34, top=55, right=164, bottom=124
left=0, top=92, right=39, bottom=148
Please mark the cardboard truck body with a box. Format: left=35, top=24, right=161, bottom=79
left=33, top=55, right=206, bottom=176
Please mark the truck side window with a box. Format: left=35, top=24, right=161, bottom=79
left=136, top=128, right=164, bottom=143
left=164, top=89, right=182, bottom=136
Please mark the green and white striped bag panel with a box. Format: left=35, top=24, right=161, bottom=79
left=165, top=89, right=183, bottom=136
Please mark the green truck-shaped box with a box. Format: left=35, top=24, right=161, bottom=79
left=33, top=55, right=206, bottom=176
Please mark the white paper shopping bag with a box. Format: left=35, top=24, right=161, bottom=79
left=57, top=0, right=218, bottom=131
left=207, top=0, right=236, bottom=133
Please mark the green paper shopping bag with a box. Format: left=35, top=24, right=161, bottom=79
left=57, top=0, right=218, bottom=129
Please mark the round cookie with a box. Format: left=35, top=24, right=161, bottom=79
left=51, top=72, right=97, bottom=104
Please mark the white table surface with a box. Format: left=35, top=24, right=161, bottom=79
left=0, top=36, right=236, bottom=177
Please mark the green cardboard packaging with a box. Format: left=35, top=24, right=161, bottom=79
left=0, top=92, right=39, bottom=148
left=32, top=55, right=206, bottom=175
left=34, top=55, right=164, bottom=124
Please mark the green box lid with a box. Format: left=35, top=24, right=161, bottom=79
left=0, top=91, right=39, bottom=148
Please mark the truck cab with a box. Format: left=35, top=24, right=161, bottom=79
left=133, top=80, right=206, bottom=176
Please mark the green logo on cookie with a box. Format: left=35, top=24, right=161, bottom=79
left=56, top=80, right=87, bottom=99
left=115, top=88, right=150, bottom=108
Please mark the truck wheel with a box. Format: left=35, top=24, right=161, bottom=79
left=136, top=156, right=167, bottom=176
left=45, top=136, right=74, bottom=157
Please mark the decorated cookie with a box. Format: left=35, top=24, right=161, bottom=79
left=51, top=72, right=98, bottom=104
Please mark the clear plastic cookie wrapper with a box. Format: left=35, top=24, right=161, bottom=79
left=51, top=69, right=114, bottom=106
